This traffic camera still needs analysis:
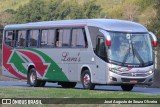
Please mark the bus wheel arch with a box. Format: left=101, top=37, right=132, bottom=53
left=81, top=67, right=95, bottom=90
left=81, top=67, right=89, bottom=77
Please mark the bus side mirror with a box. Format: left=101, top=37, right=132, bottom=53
left=149, top=32, right=158, bottom=47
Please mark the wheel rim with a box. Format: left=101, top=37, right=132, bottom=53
left=30, top=72, right=36, bottom=85
left=83, top=74, right=90, bottom=86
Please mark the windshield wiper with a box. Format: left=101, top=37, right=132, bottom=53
left=122, top=49, right=130, bottom=66
left=122, top=42, right=132, bottom=65
left=132, top=46, right=144, bottom=66
left=122, top=42, right=145, bottom=66
left=131, top=43, right=135, bottom=59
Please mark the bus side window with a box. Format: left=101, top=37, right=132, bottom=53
left=55, top=29, right=71, bottom=48
left=29, top=30, right=39, bottom=47
left=96, top=37, right=106, bottom=60
left=5, top=31, right=15, bottom=47
left=62, top=29, right=71, bottom=47
left=41, top=29, right=55, bottom=48
left=71, top=28, right=87, bottom=48
left=56, top=29, right=62, bottom=47
left=16, top=30, right=27, bottom=47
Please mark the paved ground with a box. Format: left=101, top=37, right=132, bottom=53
left=0, top=81, right=160, bottom=95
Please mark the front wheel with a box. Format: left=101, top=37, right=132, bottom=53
left=81, top=70, right=95, bottom=90
left=121, top=84, right=134, bottom=91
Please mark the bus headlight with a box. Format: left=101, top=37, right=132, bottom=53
left=147, top=70, right=153, bottom=75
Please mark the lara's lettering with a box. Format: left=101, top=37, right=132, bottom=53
left=61, top=52, right=81, bottom=62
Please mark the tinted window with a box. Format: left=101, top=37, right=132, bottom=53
left=71, top=28, right=87, bottom=48
left=97, top=37, right=106, bottom=60
left=41, top=29, right=55, bottom=48
left=88, top=26, right=99, bottom=49
left=29, top=30, right=39, bottom=47
left=56, top=29, right=71, bottom=47
left=16, top=30, right=27, bottom=47
left=62, top=29, right=70, bottom=47
left=5, top=31, right=15, bottom=47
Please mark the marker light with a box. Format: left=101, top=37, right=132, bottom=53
left=149, top=32, right=158, bottom=47
left=99, top=29, right=112, bottom=46
left=152, top=41, right=158, bottom=47
left=106, top=40, right=111, bottom=46
left=105, top=33, right=111, bottom=46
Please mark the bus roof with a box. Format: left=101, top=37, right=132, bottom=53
left=4, top=19, right=148, bottom=33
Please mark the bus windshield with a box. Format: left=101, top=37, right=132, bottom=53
left=108, top=32, right=153, bottom=67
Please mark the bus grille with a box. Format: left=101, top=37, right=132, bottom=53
left=121, top=73, right=148, bottom=77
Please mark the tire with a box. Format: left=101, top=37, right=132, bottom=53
left=28, top=68, right=42, bottom=87
left=81, top=70, right=95, bottom=90
left=121, top=84, right=134, bottom=91
left=60, top=82, right=77, bottom=88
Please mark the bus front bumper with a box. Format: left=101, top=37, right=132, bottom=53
left=107, top=71, right=153, bottom=85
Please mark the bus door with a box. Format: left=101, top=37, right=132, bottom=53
left=94, top=36, right=107, bottom=83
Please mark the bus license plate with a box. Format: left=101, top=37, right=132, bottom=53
left=130, top=80, right=137, bottom=83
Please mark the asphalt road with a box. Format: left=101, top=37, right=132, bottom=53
left=0, top=81, right=160, bottom=95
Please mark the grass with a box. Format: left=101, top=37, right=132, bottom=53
left=0, top=86, right=160, bottom=98
left=0, top=86, right=160, bottom=107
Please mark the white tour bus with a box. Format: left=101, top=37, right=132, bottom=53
left=2, top=19, right=157, bottom=91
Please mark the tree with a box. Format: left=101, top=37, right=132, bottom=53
left=45, top=0, right=101, bottom=20
left=13, top=0, right=46, bottom=23
left=66, top=1, right=84, bottom=19
left=122, top=4, right=140, bottom=21
left=0, top=10, right=14, bottom=26
left=43, top=0, right=64, bottom=20
left=13, top=0, right=102, bottom=23
left=55, top=1, right=71, bottom=20
left=147, top=0, right=160, bottom=41
left=83, top=0, right=102, bottom=18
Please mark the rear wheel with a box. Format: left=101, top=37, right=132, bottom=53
left=81, top=70, right=95, bottom=90
left=28, top=68, right=45, bottom=87
left=121, top=84, right=134, bottom=91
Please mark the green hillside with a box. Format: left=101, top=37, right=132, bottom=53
left=0, top=0, right=30, bottom=12
left=0, top=0, right=155, bottom=26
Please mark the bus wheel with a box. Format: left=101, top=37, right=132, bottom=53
left=60, top=82, right=77, bottom=88
left=121, top=84, right=134, bottom=91
left=81, top=70, right=95, bottom=90
left=28, top=68, right=41, bottom=87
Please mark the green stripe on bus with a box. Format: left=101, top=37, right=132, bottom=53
left=27, top=48, right=69, bottom=81
left=9, top=51, right=28, bottom=75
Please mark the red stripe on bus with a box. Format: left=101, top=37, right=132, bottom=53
left=18, top=50, right=48, bottom=77
left=3, top=45, right=26, bottom=79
